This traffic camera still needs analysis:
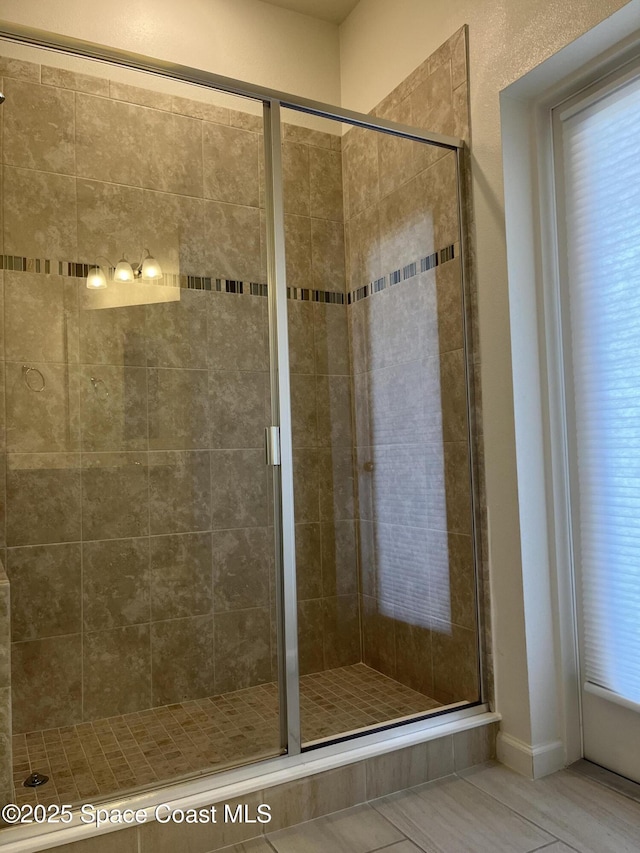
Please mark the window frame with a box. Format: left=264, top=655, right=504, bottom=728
left=550, top=55, right=640, bottom=715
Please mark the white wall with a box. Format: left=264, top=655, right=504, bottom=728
left=340, top=0, right=632, bottom=773
left=0, top=0, right=341, bottom=104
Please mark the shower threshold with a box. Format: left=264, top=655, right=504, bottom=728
left=12, top=664, right=441, bottom=807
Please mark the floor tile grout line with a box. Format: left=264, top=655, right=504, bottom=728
left=263, top=833, right=280, bottom=852
left=265, top=802, right=409, bottom=850
left=411, top=764, right=616, bottom=851
left=368, top=795, right=449, bottom=853
left=367, top=770, right=561, bottom=853
left=529, top=841, right=579, bottom=853
left=367, top=836, right=424, bottom=852
left=457, top=771, right=565, bottom=846
left=566, top=761, right=640, bottom=808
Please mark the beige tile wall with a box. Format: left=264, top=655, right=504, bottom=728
left=344, top=27, right=481, bottom=705
left=0, top=561, right=11, bottom=807
left=280, top=126, right=361, bottom=676
left=0, top=57, right=349, bottom=734
left=0, top=28, right=485, bottom=741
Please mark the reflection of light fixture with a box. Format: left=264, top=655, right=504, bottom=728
left=114, top=257, right=134, bottom=282
left=86, top=250, right=163, bottom=289
left=86, top=266, right=107, bottom=289
left=140, top=250, right=162, bottom=281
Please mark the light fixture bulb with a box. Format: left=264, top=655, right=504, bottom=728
left=86, top=266, right=107, bottom=289
left=114, top=258, right=134, bottom=282
left=140, top=255, right=163, bottom=281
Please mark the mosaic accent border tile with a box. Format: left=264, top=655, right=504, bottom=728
left=286, top=287, right=345, bottom=304
left=0, top=241, right=459, bottom=306
left=347, top=242, right=459, bottom=305
left=0, top=254, right=347, bottom=303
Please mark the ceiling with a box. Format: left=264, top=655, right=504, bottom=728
left=260, top=0, right=360, bottom=24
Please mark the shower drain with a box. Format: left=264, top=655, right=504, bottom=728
left=23, top=772, right=49, bottom=788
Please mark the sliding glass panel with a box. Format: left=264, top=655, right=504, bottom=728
left=281, top=107, right=480, bottom=745
left=0, top=39, right=283, bottom=808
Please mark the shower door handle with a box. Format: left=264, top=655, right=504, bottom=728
left=265, top=426, right=281, bottom=466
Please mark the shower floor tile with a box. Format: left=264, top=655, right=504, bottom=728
left=11, top=664, right=440, bottom=806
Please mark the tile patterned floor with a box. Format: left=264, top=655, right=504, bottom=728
left=299, top=663, right=440, bottom=743
left=259, top=761, right=640, bottom=853
left=12, top=664, right=440, bottom=806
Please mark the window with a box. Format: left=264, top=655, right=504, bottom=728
left=555, top=66, right=640, bottom=706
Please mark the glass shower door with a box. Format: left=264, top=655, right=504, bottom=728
left=279, top=106, right=481, bottom=746
left=0, top=24, right=483, bottom=820
left=0, top=42, right=285, bottom=808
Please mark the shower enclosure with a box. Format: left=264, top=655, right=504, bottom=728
left=0, top=22, right=482, bottom=815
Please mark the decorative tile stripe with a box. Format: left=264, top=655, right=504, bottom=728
left=421, top=251, right=439, bottom=273
left=440, top=244, right=456, bottom=264
left=0, top=242, right=458, bottom=308
left=403, top=261, right=417, bottom=280
left=352, top=283, right=371, bottom=302
left=0, top=255, right=345, bottom=304
left=286, top=287, right=345, bottom=305
left=184, top=275, right=212, bottom=291
left=347, top=243, right=458, bottom=305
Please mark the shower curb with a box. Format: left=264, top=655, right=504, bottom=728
left=0, top=709, right=499, bottom=852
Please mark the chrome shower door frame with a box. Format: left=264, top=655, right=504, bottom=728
left=262, top=98, right=301, bottom=757
left=0, top=20, right=482, bottom=771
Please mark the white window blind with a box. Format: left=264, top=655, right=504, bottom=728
left=561, top=73, right=640, bottom=705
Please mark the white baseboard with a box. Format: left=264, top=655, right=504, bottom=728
left=497, top=732, right=565, bottom=778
